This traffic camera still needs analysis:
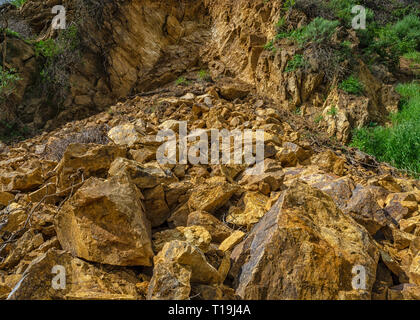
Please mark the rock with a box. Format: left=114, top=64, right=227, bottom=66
left=187, top=211, right=233, bottom=243
left=388, top=284, right=420, bottom=300
left=7, top=249, right=141, bottom=300
left=226, top=192, right=269, bottom=228
left=153, top=226, right=212, bottom=253
left=219, top=231, right=245, bottom=252
left=29, top=183, right=58, bottom=205
left=238, top=168, right=284, bottom=193
left=56, top=143, right=126, bottom=192
left=109, top=158, right=177, bottom=189
left=275, top=142, right=309, bottom=167
left=143, top=184, right=170, bottom=227
left=409, top=253, right=420, bottom=286
left=147, top=240, right=221, bottom=300
left=311, top=150, right=346, bottom=176
left=129, top=147, right=157, bottom=164
left=0, top=203, right=27, bottom=233
left=0, top=166, right=43, bottom=192
left=108, top=124, right=143, bottom=147
left=231, top=181, right=379, bottom=300
left=307, top=176, right=355, bottom=209
left=0, top=230, right=44, bottom=270
left=219, top=81, right=250, bottom=101
left=0, top=191, right=14, bottom=207
left=55, top=175, right=153, bottom=266
left=188, top=178, right=238, bottom=213
left=343, top=185, right=393, bottom=235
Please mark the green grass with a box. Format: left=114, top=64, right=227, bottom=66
left=351, top=82, right=420, bottom=177
left=0, top=66, right=21, bottom=98
left=285, top=54, right=306, bottom=72
left=404, top=51, right=420, bottom=64
left=175, top=76, right=189, bottom=86
left=10, top=0, right=27, bottom=8
left=339, top=75, right=364, bottom=95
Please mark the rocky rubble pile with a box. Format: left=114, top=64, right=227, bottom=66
left=0, top=80, right=419, bottom=300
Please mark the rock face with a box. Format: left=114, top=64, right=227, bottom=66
left=55, top=175, right=153, bottom=267
left=231, top=181, right=379, bottom=300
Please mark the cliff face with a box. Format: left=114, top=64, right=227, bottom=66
left=1, top=0, right=400, bottom=136
left=0, top=0, right=419, bottom=301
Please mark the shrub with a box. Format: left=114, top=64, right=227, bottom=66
left=299, top=18, right=340, bottom=44
left=0, top=67, right=21, bottom=99
left=10, top=0, right=27, bottom=8
left=339, top=75, right=364, bottom=95
left=351, top=82, right=420, bottom=176
left=198, top=70, right=210, bottom=81
left=175, top=76, right=188, bottom=86
left=403, top=51, right=420, bottom=64
left=35, top=24, right=81, bottom=104
left=285, top=54, right=306, bottom=72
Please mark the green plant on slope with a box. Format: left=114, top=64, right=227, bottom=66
left=10, top=0, right=27, bottom=8
left=339, top=75, right=364, bottom=95
left=351, top=82, right=420, bottom=177
left=0, top=66, right=21, bottom=99
left=285, top=54, right=306, bottom=72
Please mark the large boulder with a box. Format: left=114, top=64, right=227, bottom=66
left=147, top=240, right=221, bottom=300
left=231, top=180, right=379, bottom=300
left=55, top=175, right=153, bottom=266
left=56, top=143, right=126, bottom=192
left=7, top=249, right=142, bottom=300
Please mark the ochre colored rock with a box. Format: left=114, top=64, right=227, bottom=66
left=188, top=178, right=238, bottom=213
left=7, top=249, right=142, bottom=300
left=55, top=175, right=153, bottom=267
left=227, top=192, right=269, bottom=227
left=147, top=240, right=221, bottom=300
left=187, top=211, right=233, bottom=243
left=108, top=124, right=143, bottom=147
left=231, top=181, right=379, bottom=300
left=153, top=226, right=212, bottom=253
left=56, top=143, right=126, bottom=192
left=219, top=231, right=245, bottom=253
left=108, top=157, right=177, bottom=189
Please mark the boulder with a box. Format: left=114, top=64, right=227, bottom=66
left=153, top=226, right=212, bottom=253
left=56, top=143, right=126, bottom=192
left=108, top=158, right=177, bottom=189
left=55, top=175, right=153, bottom=266
left=188, top=178, right=238, bottom=213
left=147, top=240, right=221, bottom=300
left=231, top=181, right=379, bottom=300
left=187, top=211, right=233, bottom=243
left=227, top=192, right=269, bottom=227
left=108, top=124, right=143, bottom=147
left=7, top=249, right=141, bottom=300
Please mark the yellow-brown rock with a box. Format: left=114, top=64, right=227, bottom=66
left=227, top=192, right=269, bottom=227
left=153, top=226, right=212, bottom=253
left=231, top=181, right=379, bottom=300
left=188, top=178, right=238, bottom=213
left=7, top=249, right=142, bottom=300
left=56, top=143, right=126, bottom=192
left=219, top=230, right=245, bottom=253
left=55, top=175, right=153, bottom=267
left=187, top=211, right=233, bottom=243
left=147, top=240, right=221, bottom=300
left=108, top=124, right=143, bottom=147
